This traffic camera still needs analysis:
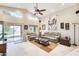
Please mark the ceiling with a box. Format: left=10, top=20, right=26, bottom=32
left=0, top=3, right=77, bottom=16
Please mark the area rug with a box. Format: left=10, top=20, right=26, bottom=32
left=30, top=40, right=58, bottom=53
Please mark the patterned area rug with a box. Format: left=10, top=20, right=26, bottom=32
left=30, top=40, right=58, bottom=53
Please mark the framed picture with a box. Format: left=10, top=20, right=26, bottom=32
left=65, top=23, right=70, bottom=30
left=42, top=24, right=46, bottom=30
left=60, top=22, right=64, bottom=29
left=24, top=25, right=28, bottom=30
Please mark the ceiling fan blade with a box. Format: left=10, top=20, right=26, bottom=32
left=35, top=9, right=39, bottom=12
left=39, top=9, right=46, bottom=12
left=39, top=12, right=43, bottom=15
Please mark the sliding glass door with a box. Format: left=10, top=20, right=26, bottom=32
left=4, top=23, right=22, bottom=43
left=0, top=21, right=22, bottom=43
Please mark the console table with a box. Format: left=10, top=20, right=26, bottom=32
left=59, top=37, right=71, bottom=46
left=0, top=41, right=6, bottom=56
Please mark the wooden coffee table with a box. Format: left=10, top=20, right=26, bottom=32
left=35, top=38, right=50, bottom=46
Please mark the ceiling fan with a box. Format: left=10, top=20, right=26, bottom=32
left=34, top=3, right=46, bottom=15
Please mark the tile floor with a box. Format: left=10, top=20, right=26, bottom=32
left=6, top=41, right=79, bottom=56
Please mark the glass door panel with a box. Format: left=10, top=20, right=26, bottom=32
left=0, top=24, right=2, bottom=39
left=4, top=25, right=14, bottom=42
left=13, top=25, right=22, bottom=42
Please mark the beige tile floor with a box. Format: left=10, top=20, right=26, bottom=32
left=6, top=41, right=79, bottom=56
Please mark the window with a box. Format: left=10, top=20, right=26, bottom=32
left=3, top=9, right=23, bottom=18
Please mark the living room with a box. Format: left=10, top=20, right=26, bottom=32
left=0, top=3, right=79, bottom=56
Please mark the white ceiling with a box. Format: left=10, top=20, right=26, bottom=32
left=0, top=3, right=77, bottom=16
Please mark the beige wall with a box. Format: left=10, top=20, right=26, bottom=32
left=41, top=4, right=79, bottom=45
left=0, top=8, right=39, bottom=41
left=1, top=4, right=79, bottom=45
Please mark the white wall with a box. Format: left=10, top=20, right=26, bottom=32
left=41, top=4, right=79, bottom=45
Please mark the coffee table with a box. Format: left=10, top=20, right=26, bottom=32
left=35, top=37, right=50, bottom=46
